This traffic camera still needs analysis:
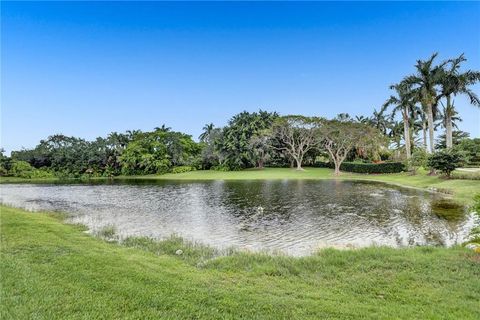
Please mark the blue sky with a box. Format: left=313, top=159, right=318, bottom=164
left=2, top=1, right=479, bottom=153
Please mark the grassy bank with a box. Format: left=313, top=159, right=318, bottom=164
left=1, top=205, right=479, bottom=319
left=2, top=167, right=479, bottom=204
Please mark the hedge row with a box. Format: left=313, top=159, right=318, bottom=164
left=339, top=162, right=406, bottom=174
left=314, top=161, right=406, bottom=173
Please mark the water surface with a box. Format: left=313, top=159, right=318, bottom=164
left=1, top=180, right=476, bottom=255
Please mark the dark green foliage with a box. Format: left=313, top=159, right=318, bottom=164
left=120, top=130, right=200, bottom=175
left=216, top=110, right=278, bottom=170
left=0, top=149, right=11, bottom=176
left=199, top=127, right=223, bottom=169
left=11, top=133, right=134, bottom=177
left=7, top=160, right=54, bottom=179
left=5, top=129, right=201, bottom=177
left=454, top=138, right=480, bottom=167
left=435, top=131, right=470, bottom=149
left=337, top=162, right=406, bottom=174
left=427, top=150, right=464, bottom=177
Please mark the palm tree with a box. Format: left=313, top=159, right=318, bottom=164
left=387, top=120, right=405, bottom=159
left=438, top=54, right=480, bottom=148
left=411, top=105, right=428, bottom=151
left=384, top=81, right=416, bottom=158
left=335, top=113, right=352, bottom=122
left=404, top=53, right=446, bottom=153
left=369, top=107, right=392, bottom=136
left=199, top=123, right=215, bottom=142
left=355, top=115, right=369, bottom=123
left=154, top=124, right=171, bottom=133
left=435, top=101, right=462, bottom=133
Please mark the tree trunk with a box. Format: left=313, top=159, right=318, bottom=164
left=445, top=114, right=453, bottom=149
left=422, top=120, right=427, bottom=151
left=258, top=158, right=264, bottom=169
left=296, top=160, right=303, bottom=170
left=445, top=95, right=453, bottom=149
left=426, top=103, right=435, bottom=153
left=403, top=107, right=411, bottom=159
left=334, top=161, right=340, bottom=176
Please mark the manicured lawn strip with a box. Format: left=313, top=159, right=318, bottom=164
left=1, top=205, right=479, bottom=319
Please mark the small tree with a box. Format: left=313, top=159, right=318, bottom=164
left=427, top=150, right=464, bottom=178
left=272, top=115, right=321, bottom=170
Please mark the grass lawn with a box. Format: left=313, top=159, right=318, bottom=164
left=1, top=205, right=479, bottom=319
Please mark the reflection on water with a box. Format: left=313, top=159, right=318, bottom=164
left=0, top=180, right=477, bottom=256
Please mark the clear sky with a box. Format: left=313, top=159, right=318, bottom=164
left=2, top=1, right=479, bottom=153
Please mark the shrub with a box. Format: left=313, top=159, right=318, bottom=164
left=408, top=149, right=428, bottom=174
left=427, top=150, right=464, bottom=177
left=9, top=160, right=35, bottom=178
left=337, top=162, right=405, bottom=174
left=171, top=166, right=196, bottom=174
left=7, top=161, right=55, bottom=179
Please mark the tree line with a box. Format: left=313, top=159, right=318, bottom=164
left=1, top=53, right=479, bottom=179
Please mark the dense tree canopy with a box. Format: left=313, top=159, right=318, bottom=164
left=216, top=110, right=278, bottom=170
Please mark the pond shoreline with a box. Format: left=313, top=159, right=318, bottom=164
left=1, top=179, right=474, bottom=254
left=1, top=167, right=479, bottom=205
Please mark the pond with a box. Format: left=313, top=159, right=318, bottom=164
left=0, top=180, right=477, bottom=256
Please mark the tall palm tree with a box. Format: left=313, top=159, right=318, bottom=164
left=438, top=54, right=480, bottom=148
left=404, top=53, right=446, bottom=153
left=384, top=81, right=416, bottom=158
left=199, top=123, right=215, bottom=142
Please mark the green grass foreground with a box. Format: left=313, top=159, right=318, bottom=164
left=1, top=205, right=479, bottom=319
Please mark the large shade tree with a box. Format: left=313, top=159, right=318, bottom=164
left=318, top=120, right=385, bottom=175
left=272, top=115, right=321, bottom=170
